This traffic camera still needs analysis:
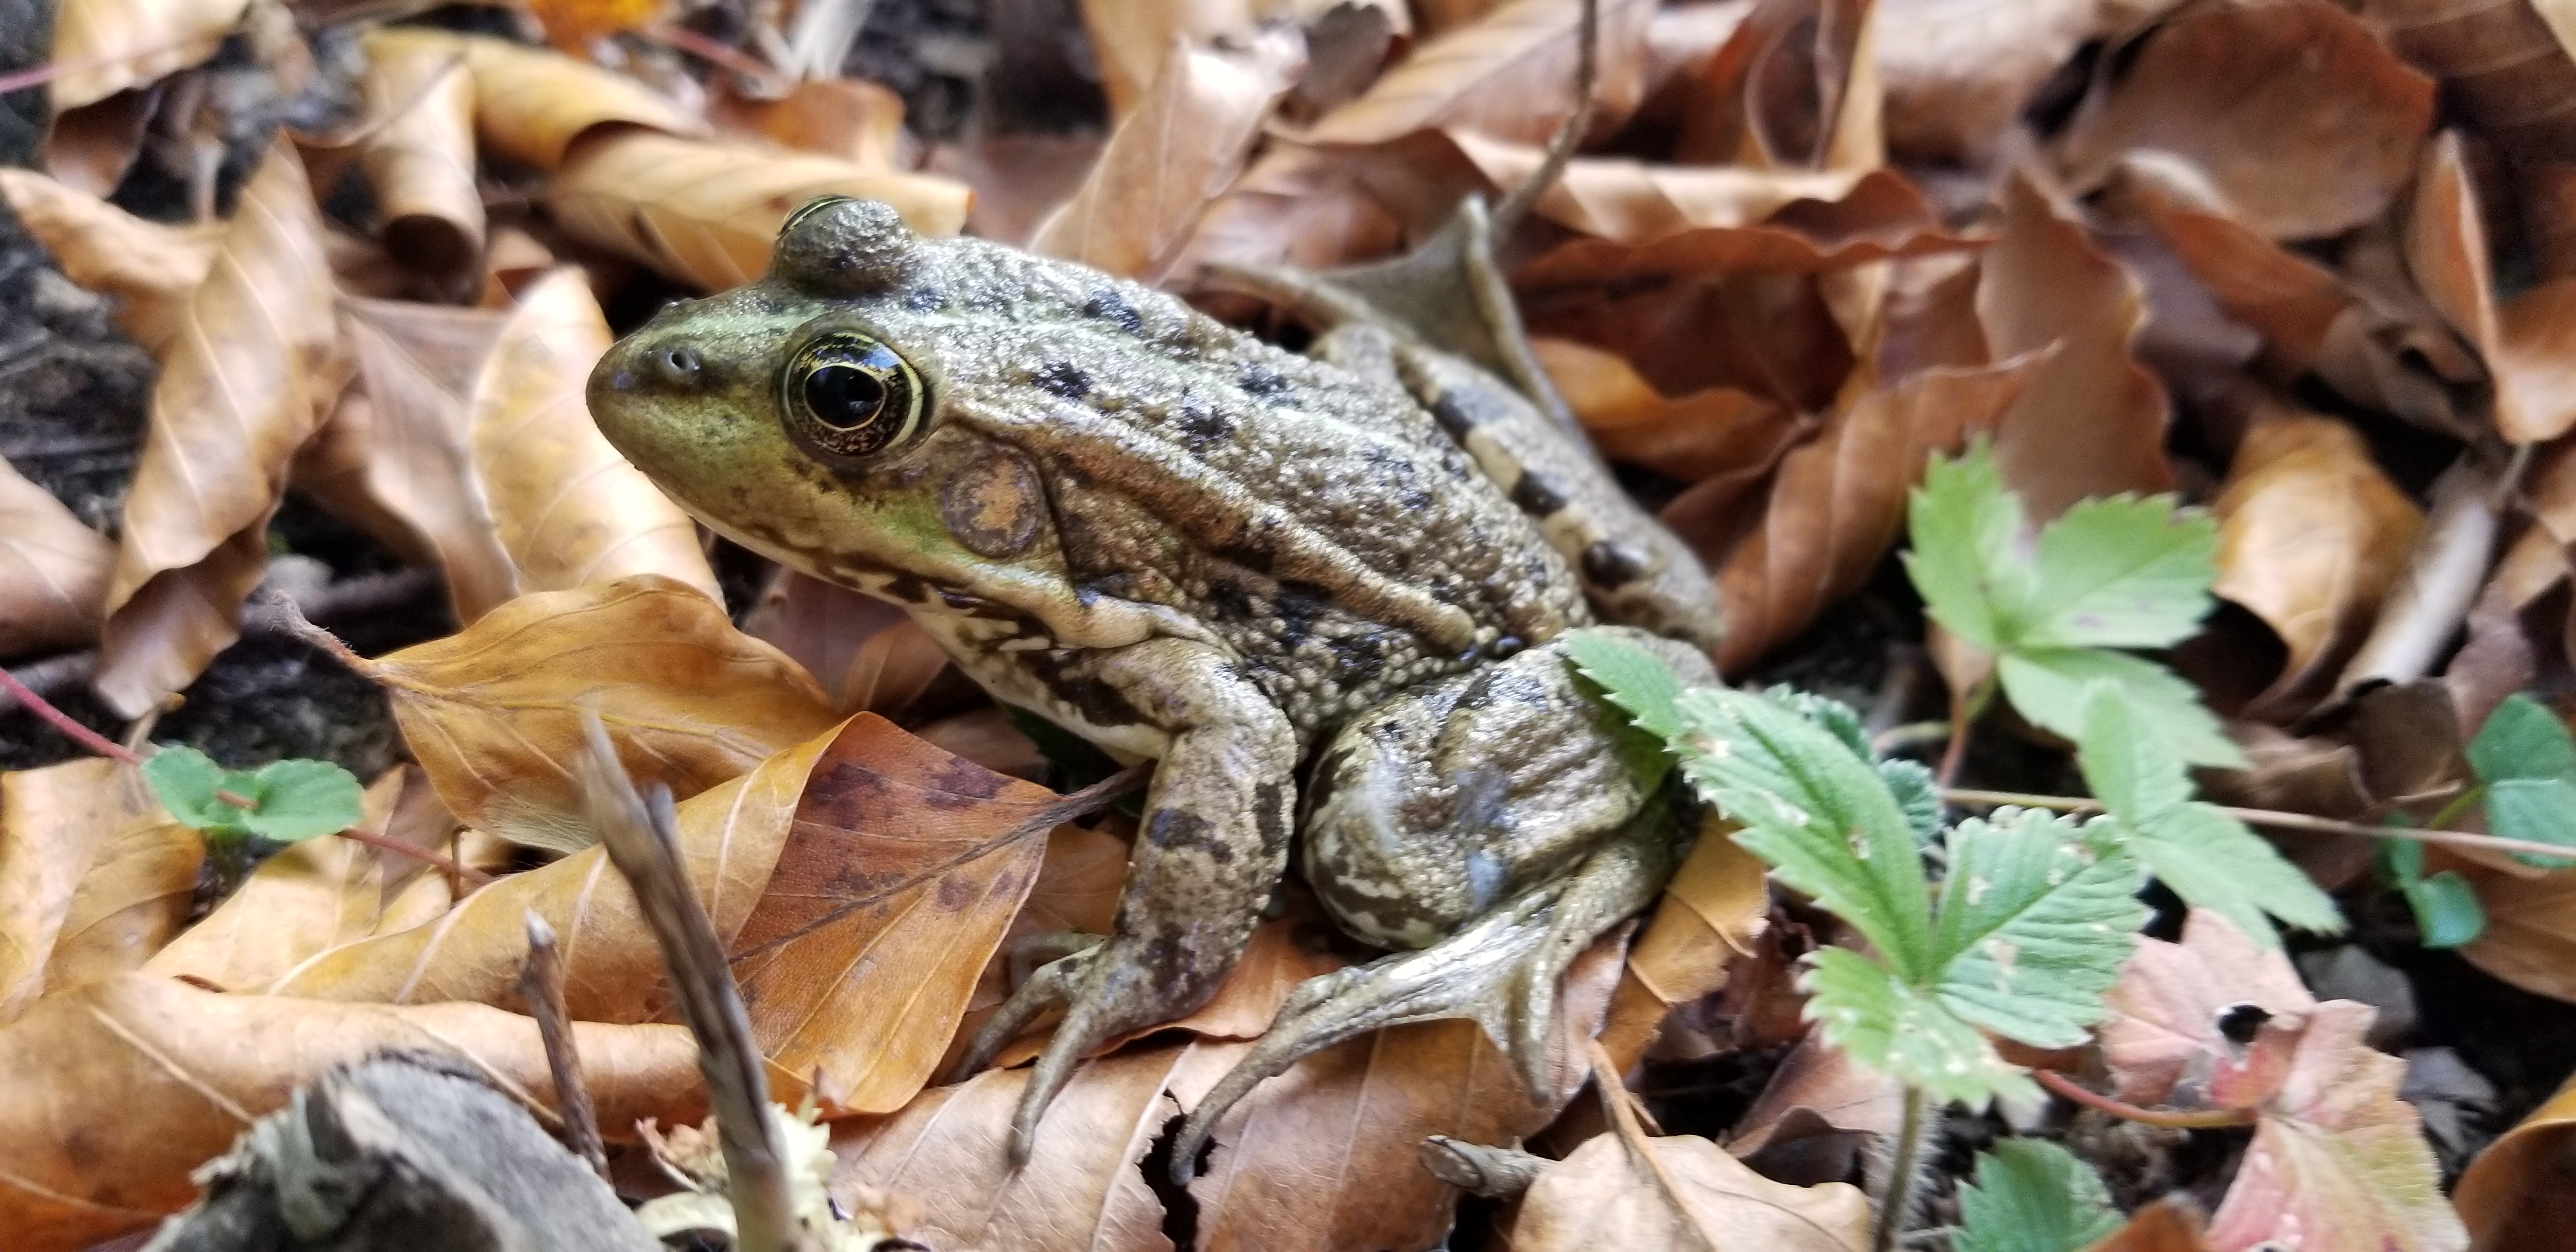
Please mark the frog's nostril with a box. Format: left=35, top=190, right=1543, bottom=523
left=652, top=346, right=703, bottom=386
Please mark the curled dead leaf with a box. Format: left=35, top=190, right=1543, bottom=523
left=0, top=455, right=113, bottom=658
left=356, top=27, right=484, bottom=282
left=0, top=759, right=165, bottom=1021
left=0, top=168, right=218, bottom=352
left=2453, top=1067, right=2576, bottom=1249
left=365, top=29, right=704, bottom=171
left=1509, top=1110, right=1869, bottom=1251
left=1300, top=0, right=1657, bottom=146
left=1878, top=0, right=2156, bottom=164
left=93, top=141, right=341, bottom=719
left=467, top=268, right=719, bottom=603
left=1537, top=337, right=1795, bottom=482
left=2106, top=151, right=2354, bottom=376
left=2366, top=0, right=2576, bottom=157
left=545, top=131, right=972, bottom=291
left=47, top=0, right=246, bottom=109
left=0, top=974, right=705, bottom=1252
left=2407, top=132, right=2576, bottom=444
left=2458, top=862, right=2576, bottom=1003
left=1078, top=0, right=1259, bottom=118
left=1598, top=821, right=1771, bottom=1069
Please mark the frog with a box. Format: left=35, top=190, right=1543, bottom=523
left=586, top=195, right=1722, bottom=1170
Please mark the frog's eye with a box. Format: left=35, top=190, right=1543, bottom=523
left=780, top=332, right=928, bottom=459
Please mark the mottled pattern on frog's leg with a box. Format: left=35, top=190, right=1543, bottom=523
left=1395, top=343, right=1724, bottom=656
left=1303, top=321, right=1409, bottom=395
left=979, top=637, right=1296, bottom=1163
left=1170, top=807, right=1679, bottom=1183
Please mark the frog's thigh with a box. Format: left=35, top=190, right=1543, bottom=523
left=1303, top=629, right=1712, bottom=949
left=1396, top=344, right=1724, bottom=655
left=1305, top=321, right=1408, bottom=392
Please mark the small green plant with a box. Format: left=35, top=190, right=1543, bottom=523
left=2383, top=838, right=2484, bottom=949
left=1951, top=1139, right=2122, bottom=1252
left=2464, top=693, right=2576, bottom=864
left=141, top=745, right=366, bottom=848
left=1905, top=441, right=2242, bottom=767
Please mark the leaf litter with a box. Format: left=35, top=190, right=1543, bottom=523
left=10, top=0, right=2576, bottom=1247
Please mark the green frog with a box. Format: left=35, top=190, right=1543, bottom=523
left=586, top=196, right=1721, bottom=1170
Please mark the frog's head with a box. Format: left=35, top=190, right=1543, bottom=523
left=589, top=197, right=1094, bottom=627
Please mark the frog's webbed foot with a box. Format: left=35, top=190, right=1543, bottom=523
left=1170, top=816, right=1674, bottom=1182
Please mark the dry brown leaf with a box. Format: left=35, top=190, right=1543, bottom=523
left=2453, top=1067, right=2576, bottom=1249
left=2459, top=862, right=2576, bottom=1002
left=0, top=759, right=160, bottom=1020
left=1672, top=0, right=1883, bottom=171
left=1979, top=174, right=2174, bottom=519
left=1537, top=336, right=1797, bottom=483
left=295, top=299, right=519, bottom=621
left=466, top=268, right=720, bottom=602
left=1525, top=266, right=1856, bottom=411
left=831, top=1042, right=1245, bottom=1251
left=92, top=141, right=339, bottom=719
left=38, top=800, right=201, bottom=1001
left=0, top=454, right=112, bottom=658
left=364, top=29, right=705, bottom=172
left=2058, top=0, right=2436, bottom=240
left=0, top=974, right=706, bottom=1252
left=2408, top=131, right=2576, bottom=443
left=1080, top=0, right=1259, bottom=117
left=1173, top=137, right=1449, bottom=275
left=1029, top=29, right=1305, bottom=284
left=2083, top=1198, right=2210, bottom=1252
left=357, top=27, right=484, bottom=282
left=1726, top=1030, right=1906, bottom=1170
left=2366, top=0, right=2576, bottom=156
left=46, top=0, right=247, bottom=109
left=545, top=131, right=972, bottom=291
left=710, top=77, right=910, bottom=169
left=1509, top=1096, right=1869, bottom=1251
left=1300, top=0, right=1657, bottom=146
left=144, top=768, right=456, bottom=991
left=2107, top=152, right=2355, bottom=376
left=2213, top=411, right=2426, bottom=708
left=1708, top=353, right=2047, bottom=674
left=0, top=168, right=218, bottom=352
left=1598, top=822, right=1771, bottom=1069
left=339, top=575, right=836, bottom=851
left=739, top=569, right=929, bottom=713
left=1878, top=0, right=2157, bottom=164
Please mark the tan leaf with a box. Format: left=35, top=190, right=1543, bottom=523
left=356, top=26, right=484, bottom=281
left=295, top=298, right=519, bottom=622
left=0, top=168, right=218, bottom=352
left=739, top=570, right=935, bottom=714
left=1709, top=353, right=2047, bottom=675
left=341, top=576, right=836, bottom=851
left=831, top=1042, right=1245, bottom=1251
left=2458, top=862, right=2576, bottom=1002
left=364, top=28, right=705, bottom=172
left=1979, top=174, right=2174, bottom=519
left=46, top=0, right=247, bottom=109
left=2212, top=411, right=2426, bottom=708
left=1673, top=0, right=1883, bottom=171
left=1598, top=821, right=1772, bottom=1069
left=2058, top=0, right=2436, bottom=240
left=545, top=131, right=972, bottom=291
left=1172, top=137, right=1446, bottom=275
left=93, top=141, right=339, bottom=719
left=710, top=77, right=910, bottom=169
left=1300, top=0, right=1658, bottom=147
left=0, top=759, right=160, bottom=1020
left=0, top=974, right=705, bottom=1252
left=1079, top=0, right=1259, bottom=117
left=468, top=268, right=720, bottom=603
left=1029, top=29, right=1306, bottom=284
left=1878, top=0, right=2151, bottom=164
left=1536, top=336, right=1800, bottom=483
left=38, top=802, right=201, bottom=1000
left=1726, top=1030, right=1906, bottom=1164
left=2365, top=0, right=2576, bottom=156
left=2453, top=1067, right=2576, bottom=1249
left=1509, top=1100, right=1869, bottom=1251
left=2107, top=151, right=2354, bottom=376
left=0, top=454, right=112, bottom=657
left=2407, top=131, right=2576, bottom=443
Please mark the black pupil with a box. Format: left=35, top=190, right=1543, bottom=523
left=804, top=363, right=886, bottom=429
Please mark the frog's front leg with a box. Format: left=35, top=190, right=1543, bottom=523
left=953, top=637, right=1296, bottom=1163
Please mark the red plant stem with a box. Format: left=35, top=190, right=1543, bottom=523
left=2034, top=1069, right=2255, bottom=1130
left=337, top=825, right=495, bottom=888
left=0, top=667, right=139, bottom=764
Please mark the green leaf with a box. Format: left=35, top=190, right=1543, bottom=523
left=1759, top=685, right=1942, bottom=846
left=1803, top=946, right=2036, bottom=1108
left=2467, top=694, right=2576, bottom=866
left=1673, top=687, right=1935, bottom=978
left=1952, top=1140, right=2124, bottom=1252
left=1998, top=646, right=2245, bottom=767
left=1563, top=627, right=1689, bottom=742
left=2016, top=495, right=2220, bottom=650
left=2384, top=841, right=2486, bottom=949
left=1905, top=443, right=2030, bottom=653
left=1930, top=808, right=2146, bottom=1048
left=239, top=758, right=364, bottom=843
left=142, top=746, right=255, bottom=833
left=2078, top=694, right=2343, bottom=945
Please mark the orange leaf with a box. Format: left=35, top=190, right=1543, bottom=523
left=1878, top=0, right=2124, bottom=164
left=544, top=130, right=972, bottom=291
left=0, top=974, right=706, bottom=1252
left=1598, top=819, right=1771, bottom=1069
left=2407, top=132, right=2576, bottom=443
left=2108, top=151, right=2355, bottom=375
left=1536, top=336, right=1799, bottom=483
left=1078, top=0, right=1261, bottom=118
left=2083, top=1198, right=2211, bottom=1252
left=468, top=268, right=721, bottom=603
left=2458, top=862, right=2576, bottom=1003
left=365, top=29, right=704, bottom=171
left=2453, top=1067, right=2576, bottom=1249
left=1174, top=137, right=1443, bottom=275
left=0, top=758, right=167, bottom=1021
left=1300, top=0, right=1658, bottom=147
left=47, top=0, right=246, bottom=109
left=91, top=141, right=340, bottom=719
left=1726, top=1030, right=1907, bottom=1166
left=528, top=0, right=668, bottom=50
left=0, top=453, right=112, bottom=657
left=343, top=576, right=836, bottom=852
left=711, top=77, right=912, bottom=170
left=2057, top=0, right=2435, bottom=240
left=0, top=168, right=217, bottom=352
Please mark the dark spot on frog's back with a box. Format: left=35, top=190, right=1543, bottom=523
left=905, top=287, right=946, bottom=311
left=1510, top=471, right=1567, bottom=517
left=1177, top=399, right=1234, bottom=450
left=1082, top=288, right=1144, bottom=334
left=1238, top=362, right=1291, bottom=399
left=1034, top=361, right=1091, bottom=400
left=1429, top=387, right=1509, bottom=439
left=1583, top=539, right=1650, bottom=588
left=929, top=756, right=1008, bottom=804
left=1147, top=807, right=1232, bottom=862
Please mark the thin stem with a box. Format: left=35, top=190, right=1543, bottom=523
left=1942, top=787, right=2576, bottom=864
left=2034, top=1069, right=2255, bottom=1130
left=520, top=912, right=609, bottom=1180
left=337, top=826, right=495, bottom=888
left=1934, top=675, right=1989, bottom=789
left=1871, top=1087, right=1930, bottom=1252
left=0, top=667, right=139, bottom=764
left=2425, top=784, right=2485, bottom=833
left=1489, top=0, right=1596, bottom=239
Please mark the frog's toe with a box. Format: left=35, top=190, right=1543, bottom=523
left=948, top=943, right=1096, bottom=1088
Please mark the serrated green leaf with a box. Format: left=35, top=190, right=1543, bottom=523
left=1760, top=684, right=1943, bottom=846
left=2078, top=694, right=2343, bottom=944
left=1803, top=946, right=2036, bottom=1108
left=1674, top=687, right=1935, bottom=978
left=1905, top=443, right=2030, bottom=653
left=2016, top=495, right=2220, bottom=650
left=142, top=745, right=250, bottom=832
left=1931, top=809, right=2145, bottom=1048
left=2407, top=870, right=2485, bottom=949
left=1953, top=1140, right=2124, bottom=1252
left=2467, top=694, right=2576, bottom=866
left=1564, top=627, right=1689, bottom=742
left=1999, top=646, right=2245, bottom=767
left=240, top=758, right=365, bottom=843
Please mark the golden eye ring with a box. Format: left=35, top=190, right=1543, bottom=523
left=779, top=331, right=928, bottom=460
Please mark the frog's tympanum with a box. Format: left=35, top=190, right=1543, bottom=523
left=588, top=197, right=1722, bottom=1168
